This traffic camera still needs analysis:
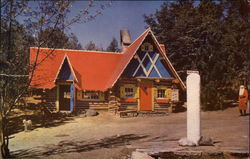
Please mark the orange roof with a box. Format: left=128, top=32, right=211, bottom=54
left=30, top=28, right=185, bottom=91
left=30, top=29, right=150, bottom=91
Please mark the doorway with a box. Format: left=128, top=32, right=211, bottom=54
left=59, top=84, right=74, bottom=111
left=139, top=81, right=153, bottom=111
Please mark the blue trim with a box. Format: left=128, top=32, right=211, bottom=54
left=155, top=58, right=172, bottom=78
left=123, top=58, right=139, bottom=77
left=135, top=66, right=146, bottom=77
left=142, top=55, right=151, bottom=71
left=70, top=84, right=74, bottom=111
left=137, top=50, right=144, bottom=60
left=122, top=34, right=173, bottom=79
left=58, top=59, right=73, bottom=80
left=149, top=67, right=160, bottom=77
left=149, top=51, right=157, bottom=59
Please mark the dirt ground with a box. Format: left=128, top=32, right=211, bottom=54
left=9, top=107, right=249, bottom=159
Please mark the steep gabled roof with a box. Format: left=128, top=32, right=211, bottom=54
left=148, top=30, right=186, bottom=89
left=106, top=28, right=185, bottom=90
left=105, top=28, right=151, bottom=90
left=30, top=49, right=123, bottom=91
left=30, top=28, right=185, bottom=91
left=54, top=55, right=78, bottom=82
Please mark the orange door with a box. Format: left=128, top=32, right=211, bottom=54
left=140, top=81, right=152, bottom=111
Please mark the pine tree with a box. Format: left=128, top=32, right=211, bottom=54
left=144, top=0, right=250, bottom=110
left=39, top=28, right=82, bottom=49
left=106, top=37, right=120, bottom=52
left=85, top=41, right=99, bottom=51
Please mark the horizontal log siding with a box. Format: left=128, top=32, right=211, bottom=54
left=75, top=100, right=109, bottom=110
left=154, top=81, right=173, bottom=88
left=27, top=88, right=56, bottom=105
left=45, top=88, right=56, bottom=104
left=116, top=80, right=138, bottom=111
left=154, top=102, right=171, bottom=111
left=153, top=81, right=172, bottom=112
left=119, top=101, right=138, bottom=111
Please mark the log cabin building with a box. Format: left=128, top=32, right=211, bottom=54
left=29, top=28, right=185, bottom=113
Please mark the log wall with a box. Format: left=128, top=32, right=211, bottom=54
left=119, top=101, right=138, bottom=111
left=75, top=100, right=109, bottom=110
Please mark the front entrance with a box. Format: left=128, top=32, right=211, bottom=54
left=59, top=84, right=74, bottom=111
left=139, top=81, right=153, bottom=111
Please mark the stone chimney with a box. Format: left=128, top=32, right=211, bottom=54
left=120, top=29, right=132, bottom=51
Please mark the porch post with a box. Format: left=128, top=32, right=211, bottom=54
left=70, top=83, right=74, bottom=112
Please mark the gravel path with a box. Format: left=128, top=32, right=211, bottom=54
left=9, top=107, right=249, bottom=158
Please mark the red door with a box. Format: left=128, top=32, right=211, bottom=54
left=140, top=81, right=152, bottom=111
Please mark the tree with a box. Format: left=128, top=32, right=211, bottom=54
left=85, top=41, right=99, bottom=50
left=0, top=0, right=111, bottom=157
left=67, top=33, right=83, bottom=50
left=106, top=37, right=120, bottom=52
left=39, top=28, right=83, bottom=49
left=144, top=0, right=250, bottom=110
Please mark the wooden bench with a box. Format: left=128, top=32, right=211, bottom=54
left=119, top=110, right=138, bottom=118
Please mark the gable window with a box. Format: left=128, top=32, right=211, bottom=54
left=82, top=91, right=99, bottom=100
left=157, top=89, right=165, bottom=98
left=141, top=42, right=153, bottom=52
left=125, top=88, right=134, bottom=98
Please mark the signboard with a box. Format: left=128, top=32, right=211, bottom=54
left=171, top=89, right=179, bottom=102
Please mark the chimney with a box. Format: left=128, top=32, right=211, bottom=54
left=120, top=29, right=132, bottom=51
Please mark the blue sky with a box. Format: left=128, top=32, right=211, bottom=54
left=69, top=1, right=165, bottom=49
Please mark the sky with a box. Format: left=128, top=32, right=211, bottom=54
left=69, top=1, right=165, bottom=49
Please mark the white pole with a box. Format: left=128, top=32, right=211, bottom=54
left=187, top=73, right=201, bottom=145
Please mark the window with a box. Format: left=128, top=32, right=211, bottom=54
left=82, top=91, right=99, bottom=100
left=125, top=88, right=134, bottom=98
left=157, top=89, right=165, bottom=98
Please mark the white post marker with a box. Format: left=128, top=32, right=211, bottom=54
left=186, top=73, right=201, bottom=145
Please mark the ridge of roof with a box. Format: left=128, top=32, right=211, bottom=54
left=30, top=47, right=122, bottom=55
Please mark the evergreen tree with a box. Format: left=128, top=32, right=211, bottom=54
left=106, top=37, right=120, bottom=52
left=144, top=0, right=250, bottom=110
left=39, top=28, right=82, bottom=49
left=67, top=34, right=83, bottom=50
left=85, top=41, right=99, bottom=50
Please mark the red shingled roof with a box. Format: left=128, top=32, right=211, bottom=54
left=30, top=28, right=185, bottom=91
left=30, top=29, right=150, bottom=91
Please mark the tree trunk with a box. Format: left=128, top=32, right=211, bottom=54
left=0, top=116, right=10, bottom=158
